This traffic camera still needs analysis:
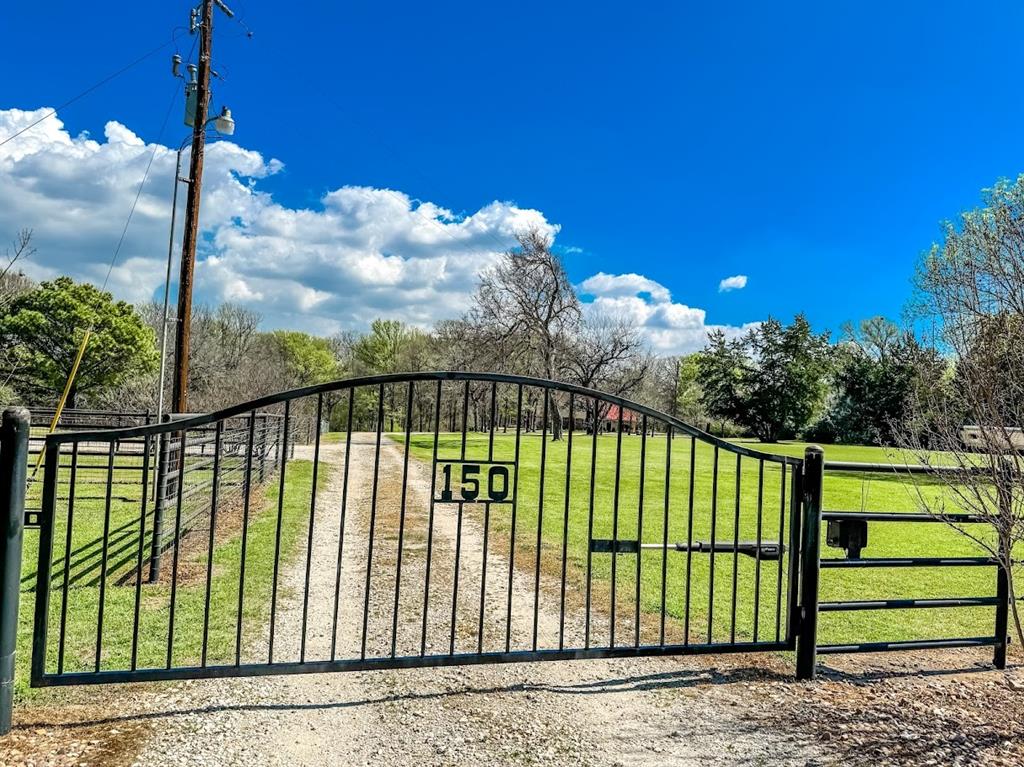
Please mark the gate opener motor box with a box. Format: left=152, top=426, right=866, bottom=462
left=826, top=518, right=868, bottom=559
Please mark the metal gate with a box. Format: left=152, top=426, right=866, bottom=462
left=25, top=372, right=808, bottom=688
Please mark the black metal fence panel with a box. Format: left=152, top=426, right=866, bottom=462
left=29, top=373, right=802, bottom=687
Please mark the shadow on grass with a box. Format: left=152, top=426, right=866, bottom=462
left=20, top=515, right=157, bottom=592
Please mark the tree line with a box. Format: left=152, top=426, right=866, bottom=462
left=0, top=176, right=1020, bottom=451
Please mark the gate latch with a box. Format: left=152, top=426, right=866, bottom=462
left=590, top=539, right=784, bottom=560
left=23, top=510, right=41, bottom=529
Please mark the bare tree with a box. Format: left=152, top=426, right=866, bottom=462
left=563, top=311, right=649, bottom=431
left=466, top=229, right=581, bottom=438
left=0, top=229, right=34, bottom=312
left=897, top=176, right=1024, bottom=649
left=0, top=230, right=35, bottom=402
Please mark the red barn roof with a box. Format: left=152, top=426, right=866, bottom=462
left=604, top=405, right=640, bottom=424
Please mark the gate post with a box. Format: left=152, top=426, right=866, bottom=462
left=795, top=445, right=824, bottom=681
left=0, top=408, right=30, bottom=735
left=993, top=457, right=1012, bottom=670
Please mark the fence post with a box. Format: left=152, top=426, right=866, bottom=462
left=994, top=457, right=1012, bottom=669
left=0, top=408, right=30, bottom=734
left=795, top=445, right=824, bottom=681
left=994, top=552, right=1009, bottom=670
left=256, top=414, right=267, bottom=484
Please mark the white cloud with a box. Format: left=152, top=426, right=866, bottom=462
left=579, top=272, right=757, bottom=355
left=0, top=107, right=557, bottom=331
left=578, top=272, right=671, bottom=303
left=0, top=107, right=761, bottom=355
left=718, top=274, right=748, bottom=292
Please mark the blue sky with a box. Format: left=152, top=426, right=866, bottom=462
left=3, top=1, right=1024, bottom=352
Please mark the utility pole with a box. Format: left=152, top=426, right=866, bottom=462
left=172, top=0, right=217, bottom=415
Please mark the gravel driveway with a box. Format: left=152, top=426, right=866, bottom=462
left=129, top=434, right=822, bottom=767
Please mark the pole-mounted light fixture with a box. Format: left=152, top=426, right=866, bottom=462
left=212, top=106, right=234, bottom=136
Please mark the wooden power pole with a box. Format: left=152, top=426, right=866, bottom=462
left=172, top=0, right=215, bottom=415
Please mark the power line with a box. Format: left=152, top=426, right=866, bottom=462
left=0, top=31, right=186, bottom=149
left=101, top=81, right=182, bottom=292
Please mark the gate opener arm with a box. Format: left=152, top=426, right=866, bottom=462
left=590, top=539, right=784, bottom=560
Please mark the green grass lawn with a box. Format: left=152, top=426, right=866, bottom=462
left=17, top=454, right=324, bottom=699
left=406, top=432, right=1006, bottom=649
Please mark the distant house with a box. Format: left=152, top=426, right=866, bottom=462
left=559, top=403, right=642, bottom=433
left=598, top=404, right=641, bottom=434
left=960, top=425, right=1024, bottom=451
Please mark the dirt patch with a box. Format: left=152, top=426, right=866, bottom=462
left=0, top=700, right=150, bottom=767
left=756, top=652, right=1024, bottom=766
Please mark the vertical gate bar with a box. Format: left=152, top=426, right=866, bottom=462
left=635, top=415, right=647, bottom=647
left=94, top=443, right=115, bottom=671
left=730, top=454, right=741, bottom=644
left=1, top=408, right=29, bottom=730
left=148, top=432, right=165, bottom=583
left=130, top=433, right=153, bottom=671
left=449, top=380, right=470, bottom=655
left=235, top=411, right=258, bottom=666
left=31, top=434, right=57, bottom=687
left=584, top=398, right=598, bottom=650
left=610, top=406, right=623, bottom=648
left=504, top=385, right=523, bottom=653
left=421, top=381, right=442, bottom=656
left=149, top=431, right=171, bottom=583
left=56, top=442, right=78, bottom=675
left=795, top=446, right=824, bottom=680
left=300, top=395, right=324, bottom=663
left=683, top=436, right=695, bottom=646
left=558, top=392, right=574, bottom=650
left=165, top=432, right=187, bottom=669
left=361, top=385, right=385, bottom=660
left=775, top=463, right=788, bottom=643
left=785, top=462, right=802, bottom=646
left=752, top=460, right=764, bottom=643
left=532, top=388, right=550, bottom=651
left=270, top=401, right=292, bottom=662
left=330, top=394, right=351, bottom=661
left=392, top=383, right=414, bottom=658
left=477, top=381, right=498, bottom=654
left=659, top=426, right=671, bottom=646
left=707, top=444, right=719, bottom=644
left=201, top=421, right=223, bottom=667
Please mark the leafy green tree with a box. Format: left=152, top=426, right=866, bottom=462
left=270, top=330, right=342, bottom=387
left=352, top=319, right=411, bottom=374
left=696, top=331, right=747, bottom=428
left=698, top=315, right=832, bottom=442
left=0, top=277, right=157, bottom=407
left=674, top=353, right=705, bottom=423
left=821, top=317, right=948, bottom=445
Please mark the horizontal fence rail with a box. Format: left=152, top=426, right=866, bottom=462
left=808, top=477, right=1010, bottom=673
left=28, top=372, right=804, bottom=687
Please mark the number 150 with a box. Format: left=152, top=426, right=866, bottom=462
left=438, top=464, right=511, bottom=502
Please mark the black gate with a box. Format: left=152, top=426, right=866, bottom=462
left=27, top=373, right=808, bottom=688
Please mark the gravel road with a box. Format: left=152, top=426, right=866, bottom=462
left=129, top=434, right=823, bottom=767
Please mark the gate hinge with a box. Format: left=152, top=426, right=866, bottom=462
left=23, top=510, right=41, bottom=529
